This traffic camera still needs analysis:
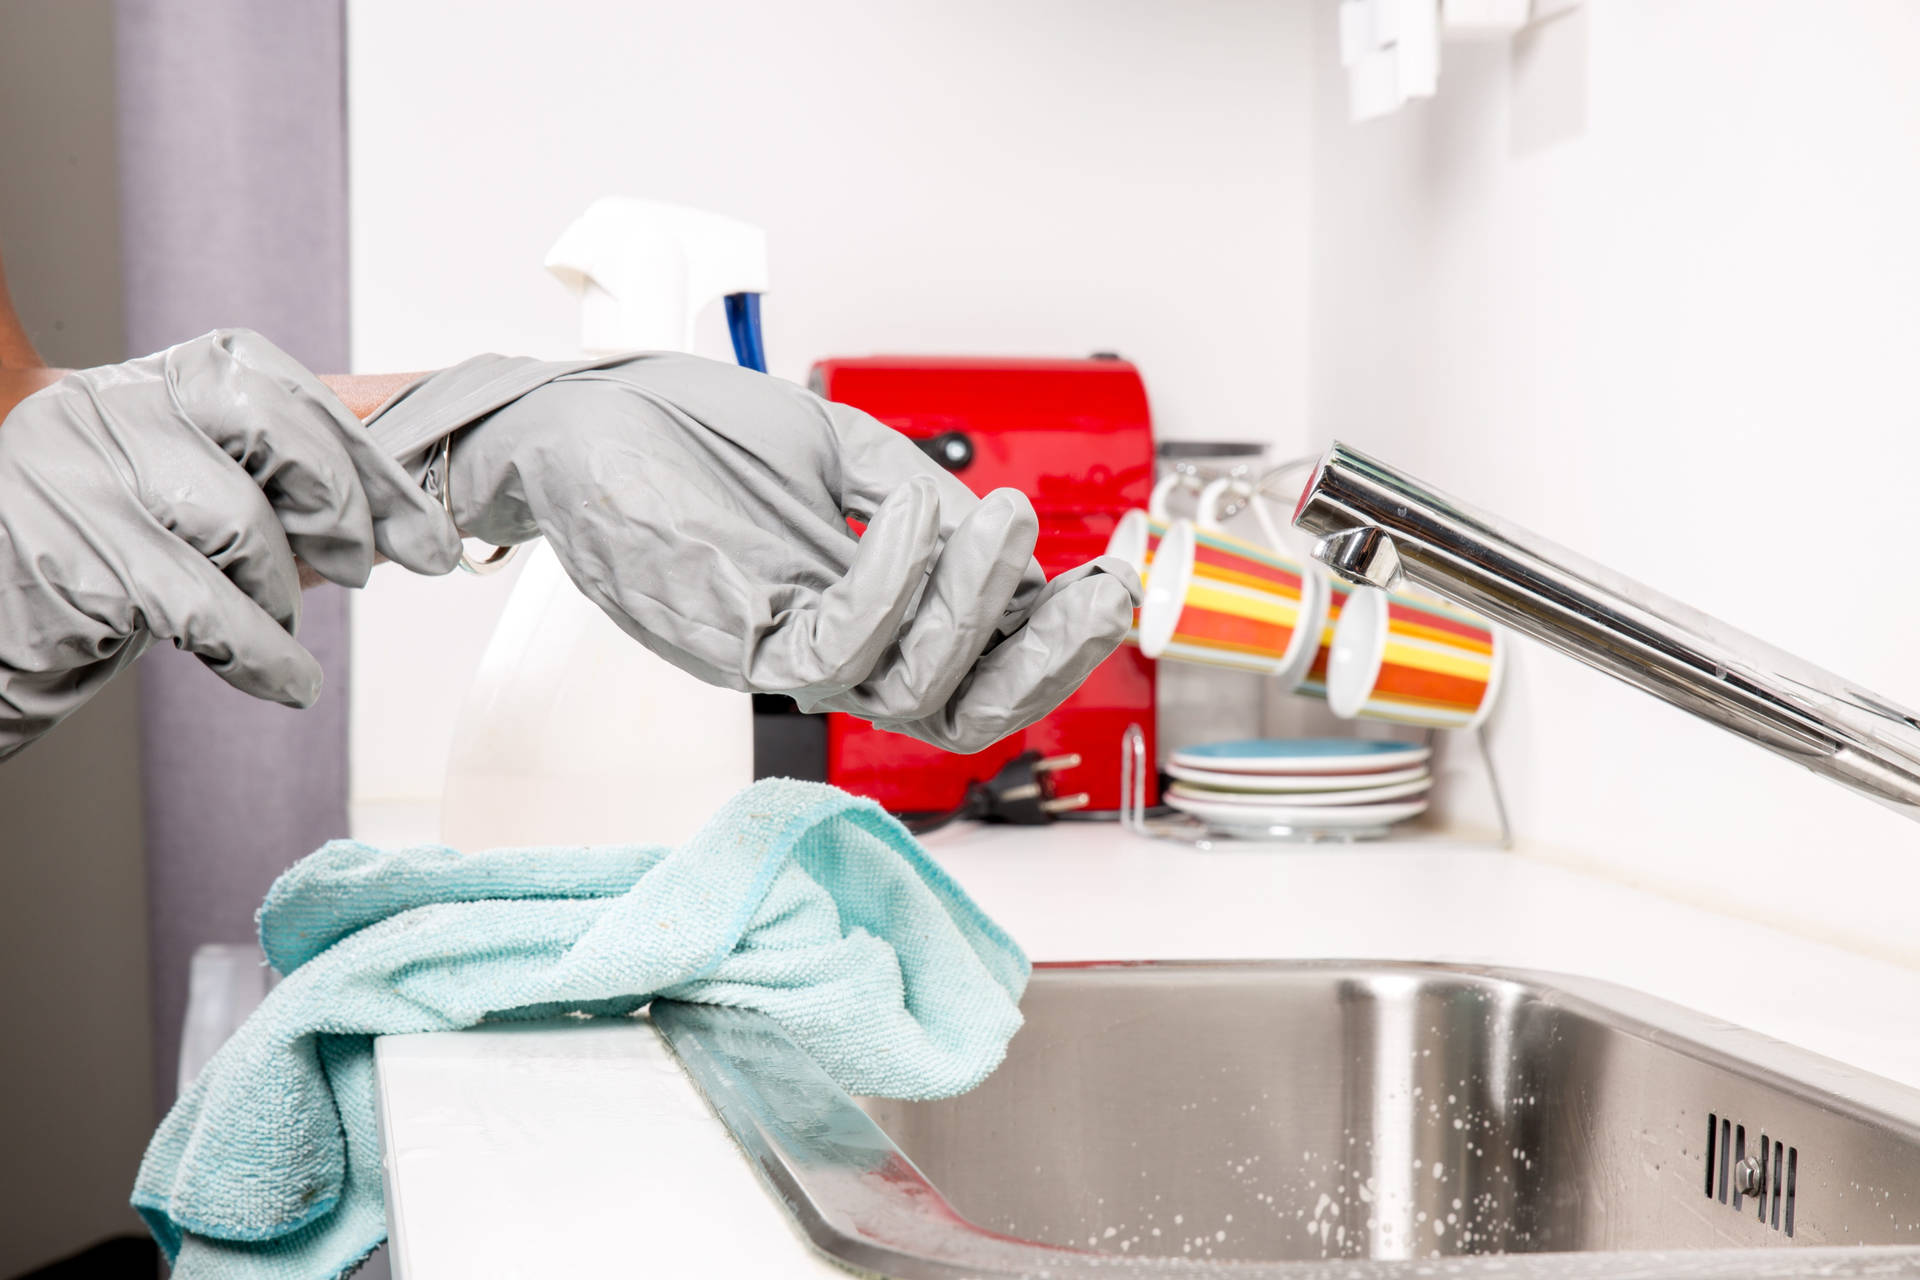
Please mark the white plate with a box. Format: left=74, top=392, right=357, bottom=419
left=1167, top=777, right=1431, bottom=808
left=1164, top=792, right=1429, bottom=832
left=1169, top=737, right=1431, bottom=777
left=1165, top=761, right=1431, bottom=794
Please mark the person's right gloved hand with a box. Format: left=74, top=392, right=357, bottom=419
left=375, top=352, right=1140, bottom=755
left=0, top=329, right=460, bottom=760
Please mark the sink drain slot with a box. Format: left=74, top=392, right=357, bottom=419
left=1706, top=1112, right=1795, bottom=1236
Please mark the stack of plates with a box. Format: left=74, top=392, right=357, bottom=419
left=1163, top=738, right=1431, bottom=839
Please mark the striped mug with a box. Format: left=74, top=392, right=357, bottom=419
left=1290, top=576, right=1352, bottom=700
left=1105, top=474, right=1185, bottom=645
left=1135, top=481, right=1326, bottom=681
left=1324, top=586, right=1504, bottom=730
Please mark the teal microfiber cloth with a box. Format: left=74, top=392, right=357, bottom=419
left=131, top=778, right=1028, bottom=1280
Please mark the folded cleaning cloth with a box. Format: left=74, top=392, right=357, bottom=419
left=132, top=778, right=1028, bottom=1280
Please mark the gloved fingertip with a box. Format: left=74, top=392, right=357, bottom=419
left=882, top=471, right=941, bottom=513
left=1068, top=574, right=1135, bottom=643
left=1089, top=553, right=1145, bottom=608
left=966, top=487, right=1040, bottom=548
left=1018, top=569, right=1134, bottom=656
left=981, top=486, right=1039, bottom=524
left=272, top=648, right=326, bottom=708
left=221, top=647, right=323, bottom=709
left=1086, top=572, right=1140, bottom=640
left=940, top=727, right=999, bottom=756
left=864, top=473, right=943, bottom=547
left=376, top=513, right=465, bottom=577
left=416, top=530, right=466, bottom=578
left=286, top=668, right=324, bottom=709
left=288, top=540, right=377, bottom=591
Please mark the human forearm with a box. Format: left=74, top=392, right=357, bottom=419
left=8, top=371, right=421, bottom=427
left=0, top=366, right=65, bottom=422
left=3, top=239, right=423, bottom=433
left=317, top=371, right=429, bottom=422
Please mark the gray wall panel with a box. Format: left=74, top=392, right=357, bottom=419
left=113, top=0, right=355, bottom=1114
left=0, top=3, right=153, bottom=1270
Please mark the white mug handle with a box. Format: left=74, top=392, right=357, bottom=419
left=1147, top=473, right=1183, bottom=521
left=1250, top=487, right=1288, bottom=551
left=1197, top=476, right=1303, bottom=559
left=1196, top=477, right=1237, bottom=533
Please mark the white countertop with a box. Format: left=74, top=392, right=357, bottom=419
left=376, top=826, right=1920, bottom=1278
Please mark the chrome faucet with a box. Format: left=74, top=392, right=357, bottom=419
left=1290, top=442, right=1920, bottom=821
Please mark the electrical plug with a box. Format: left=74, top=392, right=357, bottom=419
left=900, top=750, right=1089, bottom=834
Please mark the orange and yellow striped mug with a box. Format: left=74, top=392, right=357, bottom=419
left=1105, top=474, right=1185, bottom=645
left=1324, top=586, right=1504, bottom=730
left=1134, top=481, right=1327, bottom=681
left=1289, top=577, right=1352, bottom=700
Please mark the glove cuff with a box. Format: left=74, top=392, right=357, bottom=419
left=362, top=352, right=650, bottom=543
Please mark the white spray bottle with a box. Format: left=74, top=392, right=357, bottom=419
left=438, top=198, right=763, bottom=850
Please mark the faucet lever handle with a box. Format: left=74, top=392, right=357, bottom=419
left=1312, top=525, right=1405, bottom=591
left=1290, top=440, right=1920, bottom=822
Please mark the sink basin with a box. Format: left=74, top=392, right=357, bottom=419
left=652, top=961, right=1920, bottom=1278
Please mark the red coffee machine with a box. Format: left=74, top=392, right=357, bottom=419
left=806, top=354, right=1159, bottom=816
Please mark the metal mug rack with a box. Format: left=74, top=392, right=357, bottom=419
left=1120, top=722, right=1512, bottom=850
left=1118, top=448, right=1514, bottom=849
left=1153, top=455, right=1298, bottom=523
left=1154, top=452, right=1321, bottom=525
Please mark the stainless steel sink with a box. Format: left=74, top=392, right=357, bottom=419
left=652, top=961, right=1920, bottom=1278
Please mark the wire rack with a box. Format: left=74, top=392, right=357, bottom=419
left=1119, top=722, right=1512, bottom=850
left=1154, top=453, right=1319, bottom=523
left=1120, top=451, right=1514, bottom=850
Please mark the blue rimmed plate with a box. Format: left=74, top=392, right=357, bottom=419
left=1164, top=761, right=1429, bottom=793
left=1169, top=737, right=1430, bottom=777
left=1164, top=791, right=1428, bottom=834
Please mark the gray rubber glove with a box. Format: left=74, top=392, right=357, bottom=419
left=0, top=330, right=460, bottom=759
left=376, top=352, right=1140, bottom=753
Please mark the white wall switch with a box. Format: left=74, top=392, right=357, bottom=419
left=1441, top=0, right=1532, bottom=36
left=1397, top=0, right=1440, bottom=98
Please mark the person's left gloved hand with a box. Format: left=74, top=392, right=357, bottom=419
left=372, top=352, right=1139, bottom=754
left=0, top=330, right=460, bottom=759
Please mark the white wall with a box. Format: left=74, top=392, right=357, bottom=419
left=346, top=0, right=1316, bottom=839
left=348, top=3, right=1920, bottom=969
left=1307, top=2, right=1920, bottom=961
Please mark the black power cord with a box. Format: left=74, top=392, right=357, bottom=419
left=898, top=750, right=1088, bottom=835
